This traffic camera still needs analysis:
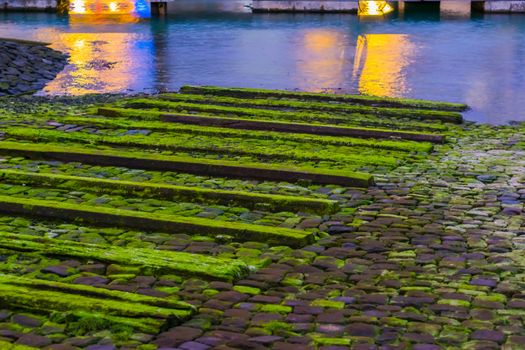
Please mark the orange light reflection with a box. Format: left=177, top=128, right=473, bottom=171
left=42, top=32, right=141, bottom=95
left=70, top=0, right=136, bottom=14
left=296, top=30, right=350, bottom=92
left=352, top=34, right=416, bottom=97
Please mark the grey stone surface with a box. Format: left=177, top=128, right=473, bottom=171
left=0, top=40, right=67, bottom=96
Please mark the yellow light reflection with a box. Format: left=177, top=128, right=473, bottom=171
left=69, top=0, right=135, bottom=14
left=359, top=1, right=394, bottom=15
left=352, top=34, right=416, bottom=97
left=43, top=32, right=139, bottom=95
left=296, top=29, right=350, bottom=92
left=71, top=0, right=86, bottom=13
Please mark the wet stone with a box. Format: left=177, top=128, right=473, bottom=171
left=471, top=330, right=505, bottom=343
left=16, top=334, right=52, bottom=347
left=41, top=264, right=71, bottom=277
left=12, top=314, right=43, bottom=327
left=74, top=275, right=109, bottom=286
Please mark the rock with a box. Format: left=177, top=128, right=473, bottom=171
left=477, top=175, right=497, bottom=183
left=249, top=336, right=283, bottom=344
left=155, top=327, right=204, bottom=347
left=0, top=40, right=67, bottom=95
left=346, top=323, right=378, bottom=337
left=16, top=334, right=52, bottom=347
left=74, top=275, right=109, bottom=286
left=471, top=330, right=505, bottom=343
left=41, top=265, right=71, bottom=277
left=12, top=314, right=43, bottom=327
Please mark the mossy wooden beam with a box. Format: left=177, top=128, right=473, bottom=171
left=98, top=107, right=445, bottom=144
left=0, top=141, right=374, bottom=187
left=0, top=274, right=195, bottom=333
left=0, top=285, right=184, bottom=333
left=56, top=115, right=435, bottom=153
left=158, top=93, right=463, bottom=124
left=0, top=169, right=339, bottom=214
left=2, top=126, right=400, bottom=168
left=0, top=274, right=192, bottom=310
left=0, top=340, right=38, bottom=350
left=2, top=113, right=436, bottom=153
left=0, top=231, right=250, bottom=280
left=121, top=99, right=455, bottom=132
left=0, top=195, right=314, bottom=248
left=179, top=85, right=469, bottom=112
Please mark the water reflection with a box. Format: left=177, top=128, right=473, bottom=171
left=69, top=0, right=149, bottom=16
left=39, top=22, right=155, bottom=95
left=296, top=29, right=351, bottom=92
left=2, top=10, right=525, bottom=123
left=352, top=34, right=416, bottom=97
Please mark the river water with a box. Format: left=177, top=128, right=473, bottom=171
left=1, top=2, right=525, bottom=123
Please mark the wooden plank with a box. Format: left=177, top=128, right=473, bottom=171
left=0, top=141, right=374, bottom=187
left=98, top=107, right=445, bottom=144
left=0, top=169, right=339, bottom=214
left=0, top=231, right=249, bottom=280
left=0, top=195, right=314, bottom=248
left=179, top=85, right=469, bottom=112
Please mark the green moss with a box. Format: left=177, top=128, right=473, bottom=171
left=37, top=113, right=435, bottom=153
left=232, top=285, right=261, bottom=295
left=2, top=126, right=402, bottom=168
left=0, top=276, right=194, bottom=333
left=179, top=85, right=468, bottom=112
left=382, top=317, right=408, bottom=327
left=310, top=299, right=345, bottom=309
left=0, top=169, right=339, bottom=215
left=311, top=336, right=352, bottom=346
left=0, top=140, right=374, bottom=188
left=260, top=304, right=292, bottom=313
left=262, top=320, right=294, bottom=334
left=0, top=193, right=314, bottom=247
left=0, top=340, right=39, bottom=350
left=115, top=101, right=448, bottom=142
left=0, top=232, right=249, bottom=281
left=437, top=299, right=471, bottom=307
left=158, top=92, right=463, bottom=123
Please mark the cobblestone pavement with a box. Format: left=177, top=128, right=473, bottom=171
left=150, top=124, right=525, bottom=350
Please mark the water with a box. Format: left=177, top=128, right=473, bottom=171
left=1, top=2, right=525, bottom=124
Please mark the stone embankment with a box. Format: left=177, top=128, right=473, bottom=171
left=0, top=39, right=67, bottom=96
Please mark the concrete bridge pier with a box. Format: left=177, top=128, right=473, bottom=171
left=251, top=0, right=525, bottom=13
left=473, top=0, right=525, bottom=12
left=150, top=0, right=168, bottom=15
left=398, top=0, right=525, bottom=14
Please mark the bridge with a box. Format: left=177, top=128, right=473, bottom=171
left=250, top=0, right=525, bottom=14
left=1, top=0, right=524, bottom=14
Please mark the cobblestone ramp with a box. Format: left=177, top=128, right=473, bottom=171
left=0, top=88, right=475, bottom=349
left=154, top=125, right=525, bottom=349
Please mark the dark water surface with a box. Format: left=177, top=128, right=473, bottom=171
left=1, top=2, right=525, bottom=124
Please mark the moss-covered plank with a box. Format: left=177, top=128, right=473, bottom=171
left=158, top=93, right=463, bottom=123
left=0, top=231, right=250, bottom=280
left=98, top=107, right=445, bottom=144
left=0, top=285, right=181, bottom=333
left=55, top=115, right=436, bottom=153
left=0, top=340, right=38, bottom=350
left=2, top=113, right=436, bottom=153
left=0, top=275, right=195, bottom=333
left=121, top=99, right=454, bottom=133
left=0, top=141, right=374, bottom=187
left=0, top=169, right=339, bottom=214
left=0, top=274, right=193, bottom=310
left=0, top=195, right=314, bottom=247
left=2, top=126, right=401, bottom=168
left=179, top=85, right=469, bottom=112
